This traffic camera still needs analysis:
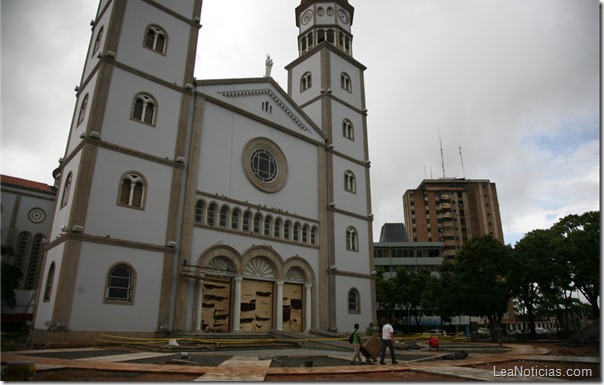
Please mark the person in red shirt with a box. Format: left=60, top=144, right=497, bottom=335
left=429, top=336, right=439, bottom=351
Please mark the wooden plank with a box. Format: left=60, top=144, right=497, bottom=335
left=283, top=284, right=302, bottom=332
left=240, top=280, right=273, bottom=332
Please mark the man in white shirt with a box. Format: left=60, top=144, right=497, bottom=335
left=379, top=319, right=398, bottom=365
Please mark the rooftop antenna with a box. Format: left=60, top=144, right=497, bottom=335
left=459, top=146, right=466, bottom=178
left=439, top=130, right=446, bottom=178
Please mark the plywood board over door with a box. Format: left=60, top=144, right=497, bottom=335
left=201, top=279, right=231, bottom=332
left=283, top=283, right=303, bottom=332
left=240, top=280, right=273, bottom=332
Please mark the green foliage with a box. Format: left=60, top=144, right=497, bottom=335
left=441, top=235, right=514, bottom=326
left=1, top=262, right=23, bottom=308
left=374, top=211, right=599, bottom=331
left=549, top=211, right=600, bottom=316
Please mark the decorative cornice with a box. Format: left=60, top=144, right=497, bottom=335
left=221, top=89, right=312, bottom=134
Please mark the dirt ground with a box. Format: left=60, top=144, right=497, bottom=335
left=31, top=342, right=600, bottom=382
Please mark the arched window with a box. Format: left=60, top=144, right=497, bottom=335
left=348, top=288, right=360, bottom=313
left=311, top=226, right=318, bottom=245
left=92, top=26, right=103, bottom=56
left=119, top=173, right=145, bottom=208
left=219, top=205, right=229, bottom=228
left=144, top=25, right=167, bottom=54
left=293, top=223, right=301, bottom=242
left=341, top=72, right=352, bottom=93
left=105, top=264, right=134, bottom=303
left=343, top=119, right=354, bottom=140
left=43, top=262, right=55, bottom=302
left=195, top=200, right=205, bottom=224
left=231, top=209, right=241, bottom=230
left=301, top=72, right=312, bottom=92
left=346, top=226, right=358, bottom=251
left=77, top=94, right=89, bottom=126
left=25, top=234, right=45, bottom=290
left=284, top=220, right=292, bottom=240
left=274, top=218, right=282, bottom=238
left=243, top=211, right=252, bottom=232
left=253, top=213, right=262, bottom=234
left=132, top=93, right=156, bottom=125
left=61, top=172, right=72, bottom=208
left=302, top=225, right=309, bottom=243
left=264, top=216, right=272, bottom=237
left=15, top=232, right=32, bottom=287
left=207, top=203, right=217, bottom=226
left=344, top=170, right=356, bottom=193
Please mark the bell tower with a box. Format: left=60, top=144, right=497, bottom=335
left=286, top=0, right=375, bottom=331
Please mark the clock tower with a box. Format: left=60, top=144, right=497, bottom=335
left=286, top=0, right=375, bottom=331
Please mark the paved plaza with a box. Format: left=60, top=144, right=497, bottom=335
left=1, top=338, right=599, bottom=381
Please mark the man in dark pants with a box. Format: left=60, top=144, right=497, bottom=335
left=379, top=319, right=398, bottom=365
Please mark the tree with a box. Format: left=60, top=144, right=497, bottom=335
left=1, top=262, right=23, bottom=309
left=549, top=211, right=600, bottom=317
left=375, top=270, right=401, bottom=321
left=445, top=235, right=514, bottom=328
left=512, top=229, right=557, bottom=336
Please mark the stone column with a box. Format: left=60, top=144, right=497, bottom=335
left=195, top=274, right=205, bottom=332
left=275, top=281, right=284, bottom=331
left=232, top=276, right=243, bottom=332
left=305, top=283, right=312, bottom=331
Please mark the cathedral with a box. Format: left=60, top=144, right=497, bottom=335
left=31, top=0, right=375, bottom=345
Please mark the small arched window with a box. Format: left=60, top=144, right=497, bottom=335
left=77, top=94, right=89, bottom=126
left=253, top=213, right=262, bottom=234
left=243, top=211, right=252, bottom=232
left=119, top=173, right=145, bottom=208
left=61, top=172, right=72, bottom=208
left=284, top=220, right=292, bottom=240
left=231, top=209, right=241, bottom=230
left=207, top=203, right=217, bottom=226
left=343, top=119, right=354, bottom=140
left=92, top=26, right=104, bottom=56
left=264, top=216, right=273, bottom=237
left=195, top=200, right=205, bottom=224
left=344, top=170, right=356, bottom=193
left=25, top=234, right=45, bottom=290
left=274, top=218, right=282, bottom=238
left=43, top=262, right=56, bottom=302
left=293, top=223, right=301, bottom=242
left=341, top=72, right=352, bottom=93
left=311, top=226, right=318, bottom=245
left=144, top=25, right=167, bottom=54
left=348, top=288, right=360, bottom=313
left=301, top=72, right=312, bottom=92
left=346, top=226, right=358, bottom=251
left=15, top=232, right=32, bottom=286
left=105, top=264, right=134, bottom=303
left=132, top=93, right=157, bottom=125
left=219, top=206, right=229, bottom=228
left=302, top=225, right=309, bottom=243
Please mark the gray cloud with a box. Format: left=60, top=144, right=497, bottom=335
left=2, top=0, right=599, bottom=246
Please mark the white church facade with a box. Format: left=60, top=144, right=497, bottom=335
left=31, top=0, right=375, bottom=345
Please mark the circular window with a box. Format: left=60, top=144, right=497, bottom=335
left=29, top=208, right=46, bottom=223
left=251, top=149, right=278, bottom=183
left=243, top=138, right=288, bottom=193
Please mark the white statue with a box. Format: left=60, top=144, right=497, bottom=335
left=265, top=54, right=273, bottom=77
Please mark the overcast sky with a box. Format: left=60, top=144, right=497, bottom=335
left=2, top=0, right=599, bottom=246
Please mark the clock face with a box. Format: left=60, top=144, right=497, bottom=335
left=301, top=10, right=313, bottom=25
left=338, top=9, right=349, bottom=24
